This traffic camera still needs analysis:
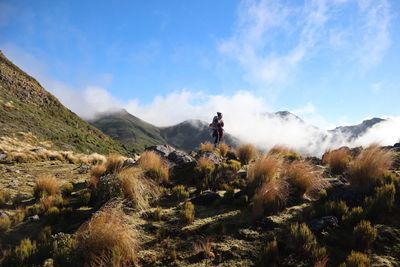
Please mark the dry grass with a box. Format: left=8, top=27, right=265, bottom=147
left=193, top=237, right=215, bottom=259
left=348, top=144, right=394, bottom=193
left=322, top=147, right=351, bottom=175
left=76, top=207, right=138, bottom=267
left=39, top=195, right=64, bottom=212
left=118, top=167, right=160, bottom=212
left=218, top=143, right=229, bottom=157
left=252, top=178, right=289, bottom=217
left=284, top=161, right=326, bottom=198
left=197, top=157, right=215, bottom=172
left=200, top=142, right=214, bottom=152
left=182, top=201, right=195, bottom=224
left=268, top=145, right=301, bottom=161
left=138, top=151, right=169, bottom=183
left=237, top=144, right=257, bottom=164
left=33, top=175, right=60, bottom=199
left=247, top=155, right=283, bottom=189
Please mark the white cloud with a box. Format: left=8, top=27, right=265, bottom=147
left=218, top=0, right=393, bottom=85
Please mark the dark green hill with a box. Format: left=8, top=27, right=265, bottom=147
left=90, top=109, right=167, bottom=153
left=0, top=51, right=127, bottom=155
left=92, top=111, right=240, bottom=152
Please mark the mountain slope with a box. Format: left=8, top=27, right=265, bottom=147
left=90, top=109, right=167, bottom=153
left=160, top=119, right=240, bottom=150
left=92, top=112, right=240, bottom=152
left=0, top=51, right=127, bottom=155
left=330, top=117, right=385, bottom=140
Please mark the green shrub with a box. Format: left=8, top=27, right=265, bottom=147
left=288, top=223, right=327, bottom=260
left=226, top=159, right=241, bottom=171
left=45, top=207, right=60, bottom=223
left=182, top=201, right=195, bottom=224
left=26, top=204, right=42, bottom=216
left=0, top=216, right=11, bottom=233
left=342, top=251, right=370, bottom=267
left=152, top=207, right=162, bottom=221
left=0, top=188, right=12, bottom=205
left=364, top=183, right=395, bottom=220
left=14, top=238, right=38, bottom=264
left=172, top=185, right=189, bottom=201
left=12, top=208, right=26, bottom=225
left=61, top=182, right=74, bottom=196
left=38, top=226, right=52, bottom=243
left=51, top=233, right=77, bottom=266
left=343, top=207, right=365, bottom=229
left=321, top=201, right=349, bottom=220
left=353, top=220, right=377, bottom=251
left=262, top=239, right=279, bottom=264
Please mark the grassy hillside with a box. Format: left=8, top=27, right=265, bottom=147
left=90, top=109, right=167, bottom=153
left=0, top=51, right=127, bottom=155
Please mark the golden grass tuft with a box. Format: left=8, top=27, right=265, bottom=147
left=39, top=195, right=64, bottom=212
left=252, top=178, right=289, bottom=217
left=322, top=147, right=351, bottom=175
left=284, top=160, right=326, bottom=198
left=343, top=251, right=370, bottom=267
left=236, top=144, right=257, bottom=164
left=182, top=201, right=195, bottom=224
left=193, top=237, right=214, bottom=259
left=348, top=144, right=393, bottom=193
left=33, top=175, right=60, bottom=199
left=117, top=167, right=160, bottom=212
left=247, top=154, right=283, bottom=189
left=268, top=145, right=301, bottom=161
left=138, top=151, right=169, bottom=183
left=199, top=142, right=214, bottom=152
left=76, top=207, right=138, bottom=267
left=104, top=154, right=126, bottom=174
left=197, top=157, right=215, bottom=172
left=218, top=143, right=229, bottom=157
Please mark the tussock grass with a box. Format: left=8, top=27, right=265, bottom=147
left=322, top=147, right=351, bottom=175
left=0, top=187, right=12, bottom=205
left=284, top=160, right=326, bottom=198
left=200, top=142, right=214, bottom=152
left=342, top=251, right=370, bottom=267
left=348, top=144, right=393, bottom=193
left=353, top=220, right=377, bottom=251
left=218, top=143, right=229, bottom=157
left=33, top=175, right=60, bottom=199
left=76, top=207, right=138, bottom=267
left=253, top=178, right=289, bottom=217
left=289, top=223, right=327, bottom=261
left=194, top=237, right=214, bottom=259
left=182, top=201, right=195, bottom=224
left=118, top=167, right=160, bottom=212
left=237, top=144, right=257, bottom=164
left=138, top=151, right=169, bottom=183
left=268, top=145, right=301, bottom=161
left=247, top=155, right=282, bottom=190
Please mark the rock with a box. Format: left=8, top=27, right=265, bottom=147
left=0, top=152, right=6, bottom=160
left=306, top=156, right=322, bottom=165
left=237, top=169, right=247, bottom=179
left=145, top=144, right=176, bottom=158
left=122, top=158, right=137, bottom=168
left=74, top=164, right=91, bottom=174
left=394, top=142, right=400, bottom=148
left=27, top=214, right=40, bottom=222
left=190, top=190, right=221, bottom=205
left=197, top=151, right=222, bottom=164
left=167, top=150, right=196, bottom=166
left=307, top=216, right=338, bottom=232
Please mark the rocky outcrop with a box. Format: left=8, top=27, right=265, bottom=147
left=307, top=216, right=338, bottom=232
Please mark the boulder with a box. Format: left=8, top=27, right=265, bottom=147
left=307, top=216, right=338, bottom=232
left=0, top=152, right=7, bottom=160
left=145, top=144, right=176, bottom=158
left=190, top=190, right=221, bottom=205
left=197, top=151, right=222, bottom=165
left=167, top=150, right=196, bottom=166
left=27, top=214, right=40, bottom=222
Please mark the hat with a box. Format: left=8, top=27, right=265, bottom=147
left=217, top=112, right=222, bottom=116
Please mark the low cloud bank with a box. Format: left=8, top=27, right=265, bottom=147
left=58, top=88, right=398, bottom=157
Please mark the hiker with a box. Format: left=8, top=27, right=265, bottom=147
left=209, top=112, right=224, bottom=146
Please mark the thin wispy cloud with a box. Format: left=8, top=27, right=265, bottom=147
left=218, top=0, right=393, bottom=85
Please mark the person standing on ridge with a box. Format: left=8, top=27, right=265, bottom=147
left=209, top=112, right=224, bottom=146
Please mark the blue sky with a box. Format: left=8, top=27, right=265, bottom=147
left=1, top=0, right=399, bottom=129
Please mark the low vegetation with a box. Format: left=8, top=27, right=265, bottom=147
left=236, top=143, right=257, bottom=164
left=348, top=144, right=393, bottom=193
left=199, top=142, right=214, bottom=152
left=76, top=207, right=138, bottom=267
left=137, top=151, right=169, bottom=183
left=322, top=147, right=352, bottom=175
left=33, top=175, right=60, bottom=199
